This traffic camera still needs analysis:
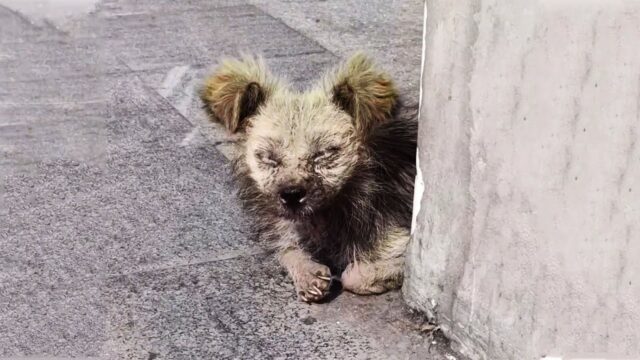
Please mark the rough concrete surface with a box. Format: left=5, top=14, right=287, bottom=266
left=0, top=0, right=461, bottom=359
left=405, top=1, right=640, bottom=359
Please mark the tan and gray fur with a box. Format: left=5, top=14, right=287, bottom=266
left=200, top=53, right=416, bottom=302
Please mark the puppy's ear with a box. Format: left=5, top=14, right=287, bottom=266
left=325, top=53, right=398, bottom=134
left=200, top=56, right=279, bottom=133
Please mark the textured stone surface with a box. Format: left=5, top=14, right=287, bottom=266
left=0, top=0, right=460, bottom=359
left=405, top=1, right=640, bottom=359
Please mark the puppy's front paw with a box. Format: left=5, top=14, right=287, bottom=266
left=292, top=262, right=331, bottom=303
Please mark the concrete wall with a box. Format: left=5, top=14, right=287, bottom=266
left=404, top=1, right=640, bottom=359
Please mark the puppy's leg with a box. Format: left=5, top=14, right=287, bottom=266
left=341, top=227, right=409, bottom=295
left=278, top=247, right=332, bottom=302
left=268, top=221, right=331, bottom=302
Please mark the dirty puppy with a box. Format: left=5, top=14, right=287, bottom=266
left=200, top=53, right=416, bottom=302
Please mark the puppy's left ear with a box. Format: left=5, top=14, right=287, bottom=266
left=200, top=56, right=280, bottom=133
left=325, top=53, right=398, bottom=134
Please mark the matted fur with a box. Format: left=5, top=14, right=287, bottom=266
left=201, top=53, right=416, bottom=301
left=323, top=54, right=398, bottom=136
left=200, top=55, right=282, bottom=133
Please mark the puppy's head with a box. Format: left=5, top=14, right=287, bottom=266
left=201, top=53, right=397, bottom=219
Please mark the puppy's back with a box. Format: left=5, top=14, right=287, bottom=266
left=367, top=117, right=417, bottom=226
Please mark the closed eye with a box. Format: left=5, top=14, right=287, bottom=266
left=255, top=151, right=280, bottom=167
left=313, top=146, right=341, bottom=161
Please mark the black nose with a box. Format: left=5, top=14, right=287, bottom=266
left=279, top=186, right=307, bottom=207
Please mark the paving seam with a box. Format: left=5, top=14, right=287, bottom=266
left=249, top=2, right=339, bottom=59
left=107, top=246, right=268, bottom=278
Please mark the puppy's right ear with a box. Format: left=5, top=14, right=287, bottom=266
left=200, top=56, right=278, bottom=133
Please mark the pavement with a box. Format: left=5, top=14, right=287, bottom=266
left=0, top=0, right=462, bottom=359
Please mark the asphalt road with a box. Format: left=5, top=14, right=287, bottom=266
left=0, top=1, right=460, bottom=359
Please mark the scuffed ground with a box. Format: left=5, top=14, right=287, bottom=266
left=0, top=0, right=462, bottom=358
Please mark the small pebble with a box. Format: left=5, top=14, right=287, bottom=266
left=301, top=316, right=317, bottom=325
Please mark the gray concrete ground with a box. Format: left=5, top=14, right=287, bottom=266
left=0, top=1, right=461, bottom=359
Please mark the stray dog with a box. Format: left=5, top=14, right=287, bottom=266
left=201, top=53, right=416, bottom=302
